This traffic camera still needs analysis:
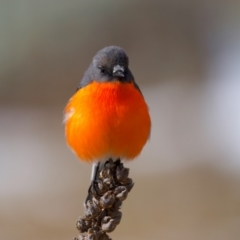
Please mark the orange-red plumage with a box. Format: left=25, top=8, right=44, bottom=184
left=65, top=80, right=151, bottom=162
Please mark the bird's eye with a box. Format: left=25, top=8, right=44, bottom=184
left=98, top=67, right=106, bottom=73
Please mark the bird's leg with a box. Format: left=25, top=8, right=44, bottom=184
left=85, top=162, right=100, bottom=203
left=85, top=159, right=121, bottom=203
left=91, top=162, right=100, bottom=183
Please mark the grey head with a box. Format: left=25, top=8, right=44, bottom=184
left=78, top=46, right=135, bottom=89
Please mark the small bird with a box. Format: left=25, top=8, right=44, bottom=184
left=64, top=46, right=151, bottom=199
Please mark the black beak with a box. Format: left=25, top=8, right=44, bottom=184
left=113, top=65, right=125, bottom=78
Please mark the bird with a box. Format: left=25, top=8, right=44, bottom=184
left=64, top=46, right=151, bottom=200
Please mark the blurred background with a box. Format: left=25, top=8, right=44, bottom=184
left=1, top=1, right=240, bottom=239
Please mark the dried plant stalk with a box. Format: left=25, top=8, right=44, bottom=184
left=73, top=159, right=134, bottom=240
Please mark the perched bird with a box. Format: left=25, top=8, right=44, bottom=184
left=64, top=46, right=151, bottom=198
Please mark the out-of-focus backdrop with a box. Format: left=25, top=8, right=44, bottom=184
left=1, top=1, right=240, bottom=240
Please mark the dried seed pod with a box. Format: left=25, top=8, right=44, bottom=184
left=97, top=180, right=108, bottom=195
left=74, top=159, right=134, bottom=240
left=116, top=164, right=129, bottom=182
left=96, top=209, right=106, bottom=223
left=84, top=199, right=101, bottom=219
left=98, top=232, right=112, bottom=240
left=109, top=210, right=122, bottom=225
left=77, top=235, right=86, bottom=240
left=87, top=228, right=98, bottom=240
left=76, top=217, right=92, bottom=233
left=99, top=168, right=112, bottom=179
left=101, top=216, right=117, bottom=233
left=114, top=186, right=128, bottom=201
left=123, top=179, right=134, bottom=192
left=111, top=199, right=122, bottom=211
left=102, top=178, right=112, bottom=186
left=100, top=191, right=116, bottom=208
left=104, top=159, right=115, bottom=169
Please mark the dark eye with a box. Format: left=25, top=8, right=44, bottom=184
left=98, top=66, right=106, bottom=73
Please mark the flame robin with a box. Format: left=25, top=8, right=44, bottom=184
left=64, top=46, right=151, bottom=199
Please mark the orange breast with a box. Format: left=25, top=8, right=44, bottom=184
left=64, top=81, right=151, bottom=162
